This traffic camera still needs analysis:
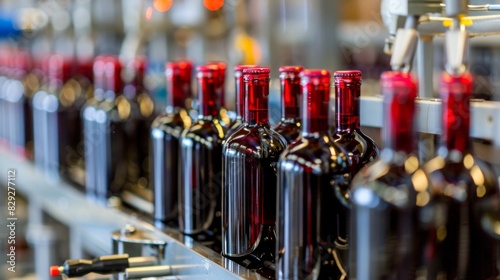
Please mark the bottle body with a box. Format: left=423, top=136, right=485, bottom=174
left=179, top=118, right=225, bottom=236
left=276, top=134, right=349, bottom=280
left=222, top=124, right=286, bottom=260
left=151, top=109, right=190, bottom=223
left=350, top=152, right=431, bottom=279
left=421, top=72, right=500, bottom=279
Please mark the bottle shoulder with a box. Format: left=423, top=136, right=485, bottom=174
left=182, top=119, right=226, bottom=143
left=273, top=121, right=301, bottom=144
left=279, top=136, right=349, bottom=174
left=351, top=154, right=430, bottom=208
left=223, top=125, right=287, bottom=158
left=423, top=153, right=500, bottom=200
left=333, top=129, right=379, bottom=162
left=152, top=110, right=190, bottom=129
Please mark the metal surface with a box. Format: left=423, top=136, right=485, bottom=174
left=0, top=151, right=253, bottom=279
left=360, top=96, right=500, bottom=145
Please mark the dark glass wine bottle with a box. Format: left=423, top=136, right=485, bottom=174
left=151, top=61, right=192, bottom=224
left=121, top=57, right=155, bottom=198
left=273, top=66, right=302, bottom=144
left=83, top=55, right=108, bottom=198
left=222, top=67, right=287, bottom=268
left=276, top=69, right=350, bottom=280
left=32, top=54, right=87, bottom=180
left=88, top=56, right=130, bottom=201
left=224, top=64, right=257, bottom=139
left=179, top=64, right=225, bottom=245
left=333, top=70, right=379, bottom=175
left=422, top=72, right=500, bottom=279
left=208, top=61, right=231, bottom=126
left=349, top=71, right=433, bottom=279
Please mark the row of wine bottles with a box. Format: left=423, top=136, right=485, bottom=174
left=0, top=48, right=499, bottom=279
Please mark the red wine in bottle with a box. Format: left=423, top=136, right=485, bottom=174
left=333, top=70, right=379, bottom=175
left=32, top=54, right=87, bottom=180
left=121, top=57, right=155, bottom=195
left=208, top=61, right=231, bottom=126
left=276, top=69, right=350, bottom=280
left=224, top=64, right=257, bottom=139
left=273, top=66, right=302, bottom=144
left=83, top=55, right=108, bottom=199
left=151, top=60, right=193, bottom=224
left=422, top=72, right=499, bottom=279
left=179, top=64, right=225, bottom=241
left=222, top=67, right=287, bottom=268
left=349, top=72, right=433, bottom=279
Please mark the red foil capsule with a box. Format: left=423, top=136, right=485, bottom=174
left=300, top=69, right=331, bottom=134
left=196, top=65, right=220, bottom=117
left=334, top=70, right=361, bottom=132
left=243, top=67, right=271, bottom=124
left=280, top=66, right=302, bottom=119
left=104, top=56, right=123, bottom=93
left=439, top=72, right=472, bottom=153
left=166, top=60, right=192, bottom=108
left=47, top=54, right=73, bottom=85
left=234, top=65, right=257, bottom=118
left=380, top=71, right=418, bottom=153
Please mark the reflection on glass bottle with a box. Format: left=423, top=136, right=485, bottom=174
left=32, top=54, right=87, bottom=180
left=151, top=61, right=192, bottom=225
left=333, top=70, right=379, bottom=175
left=224, top=64, right=257, bottom=140
left=276, top=69, right=350, bottom=280
left=422, top=72, right=500, bottom=279
left=273, top=66, right=302, bottom=144
left=179, top=65, right=225, bottom=248
left=350, top=72, right=433, bottom=279
left=222, top=67, right=287, bottom=269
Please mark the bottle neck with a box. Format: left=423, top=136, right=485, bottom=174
left=281, top=77, right=300, bottom=121
left=381, top=72, right=417, bottom=154
left=243, top=80, right=269, bottom=124
left=198, top=77, right=219, bottom=118
left=335, top=80, right=360, bottom=132
left=440, top=73, right=472, bottom=154
left=166, top=76, right=189, bottom=109
left=235, top=72, right=244, bottom=117
left=302, top=82, right=329, bottom=135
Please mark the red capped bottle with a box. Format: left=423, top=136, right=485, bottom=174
left=222, top=67, right=287, bottom=268
left=273, top=66, right=303, bottom=144
left=208, top=61, right=231, bottom=126
left=349, top=72, right=433, bottom=279
left=179, top=64, right=225, bottom=244
left=333, top=70, right=379, bottom=174
left=83, top=55, right=108, bottom=197
left=151, top=61, right=193, bottom=225
left=276, top=69, right=350, bottom=279
left=32, top=54, right=87, bottom=180
left=422, top=72, right=499, bottom=279
left=87, top=56, right=130, bottom=201
left=224, top=64, right=257, bottom=139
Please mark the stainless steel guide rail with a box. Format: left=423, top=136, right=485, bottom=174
left=0, top=152, right=253, bottom=280
left=360, top=96, right=500, bottom=146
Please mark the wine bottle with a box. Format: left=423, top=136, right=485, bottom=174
left=422, top=72, right=500, bottom=279
left=121, top=57, right=155, bottom=195
left=222, top=67, right=287, bottom=268
left=224, top=64, right=257, bottom=139
left=349, top=72, right=433, bottom=279
left=333, top=70, right=379, bottom=175
left=90, top=56, right=129, bottom=200
left=208, top=61, right=231, bottom=126
left=276, top=69, right=350, bottom=279
left=32, top=54, right=87, bottom=180
left=151, top=60, right=192, bottom=224
left=83, top=55, right=108, bottom=198
left=273, top=66, right=302, bottom=144
left=179, top=64, right=225, bottom=243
